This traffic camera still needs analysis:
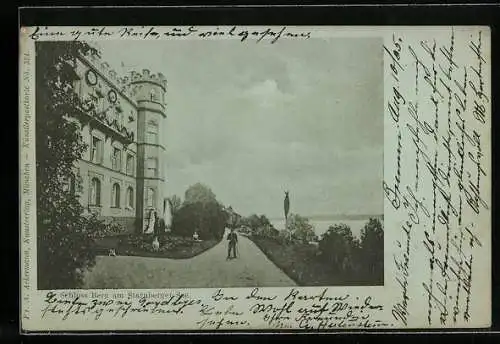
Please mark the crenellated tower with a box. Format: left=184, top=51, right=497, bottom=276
left=128, top=69, right=167, bottom=232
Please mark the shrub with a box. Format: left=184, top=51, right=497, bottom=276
left=90, top=216, right=126, bottom=239
left=278, top=229, right=291, bottom=244
left=118, top=233, right=196, bottom=254
left=254, top=225, right=279, bottom=238
left=241, top=214, right=273, bottom=233
left=288, top=214, right=317, bottom=243
left=318, top=224, right=358, bottom=273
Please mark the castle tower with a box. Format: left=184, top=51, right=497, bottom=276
left=129, top=69, right=167, bottom=233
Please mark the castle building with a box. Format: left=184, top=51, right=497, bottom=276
left=68, top=47, right=166, bottom=233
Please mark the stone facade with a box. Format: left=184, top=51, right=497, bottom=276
left=70, top=47, right=166, bottom=233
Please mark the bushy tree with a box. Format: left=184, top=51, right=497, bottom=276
left=241, top=214, right=276, bottom=237
left=288, top=213, right=317, bottom=243
left=171, top=201, right=227, bottom=240
left=171, top=183, right=227, bottom=239
left=259, top=215, right=272, bottom=228
left=360, top=218, right=384, bottom=277
left=184, top=183, right=217, bottom=204
left=242, top=214, right=263, bottom=232
left=36, top=41, right=101, bottom=289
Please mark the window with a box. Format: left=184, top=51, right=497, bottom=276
left=146, top=121, right=158, bottom=144
left=111, top=183, right=120, bottom=208
left=147, top=188, right=156, bottom=208
left=90, top=136, right=103, bottom=164
left=90, top=177, right=101, bottom=206
left=111, top=147, right=122, bottom=171
left=146, top=158, right=158, bottom=178
left=126, top=154, right=134, bottom=175
left=127, top=187, right=134, bottom=208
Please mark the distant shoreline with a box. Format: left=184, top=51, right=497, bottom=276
left=269, top=214, right=384, bottom=222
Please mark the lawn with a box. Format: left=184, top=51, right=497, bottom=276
left=249, top=236, right=381, bottom=286
left=93, top=233, right=220, bottom=259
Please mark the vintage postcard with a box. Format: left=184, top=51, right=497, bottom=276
left=19, top=25, right=491, bottom=332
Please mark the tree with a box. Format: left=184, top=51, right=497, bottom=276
left=36, top=41, right=102, bottom=289
left=318, top=224, right=357, bottom=272
left=184, top=183, right=217, bottom=204
left=240, top=214, right=277, bottom=237
left=171, top=202, right=227, bottom=240
left=288, top=213, right=317, bottom=243
left=360, top=218, right=384, bottom=278
left=243, top=214, right=262, bottom=231
left=171, top=183, right=228, bottom=239
left=259, top=215, right=272, bottom=228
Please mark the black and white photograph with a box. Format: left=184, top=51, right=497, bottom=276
left=35, top=37, right=384, bottom=290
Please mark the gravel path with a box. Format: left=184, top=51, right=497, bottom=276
left=83, top=232, right=296, bottom=289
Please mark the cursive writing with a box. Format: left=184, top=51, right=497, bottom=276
left=27, top=26, right=311, bottom=44
left=387, top=26, right=489, bottom=327
left=41, top=291, right=201, bottom=321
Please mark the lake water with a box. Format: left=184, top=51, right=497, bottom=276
left=270, top=218, right=374, bottom=239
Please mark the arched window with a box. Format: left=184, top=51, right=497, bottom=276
left=90, top=177, right=101, bottom=206
left=111, top=183, right=120, bottom=208
left=127, top=187, right=134, bottom=208
left=147, top=188, right=156, bottom=208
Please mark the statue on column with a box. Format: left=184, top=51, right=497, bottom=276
left=144, top=209, right=156, bottom=234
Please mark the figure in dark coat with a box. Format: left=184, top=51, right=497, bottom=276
left=226, top=228, right=238, bottom=259
left=153, top=211, right=161, bottom=236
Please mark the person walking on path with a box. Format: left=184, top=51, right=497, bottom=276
left=226, top=228, right=238, bottom=260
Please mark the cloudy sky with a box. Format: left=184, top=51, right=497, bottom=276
left=98, top=36, right=383, bottom=219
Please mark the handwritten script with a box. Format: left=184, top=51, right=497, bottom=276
left=40, top=288, right=388, bottom=330
left=26, top=26, right=311, bottom=44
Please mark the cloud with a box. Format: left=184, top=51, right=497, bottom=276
left=99, top=38, right=384, bottom=217
left=242, top=78, right=293, bottom=110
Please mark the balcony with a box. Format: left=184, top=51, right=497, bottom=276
left=74, top=95, right=135, bottom=145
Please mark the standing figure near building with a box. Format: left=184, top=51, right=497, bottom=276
left=226, top=228, right=238, bottom=260
left=153, top=211, right=161, bottom=236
